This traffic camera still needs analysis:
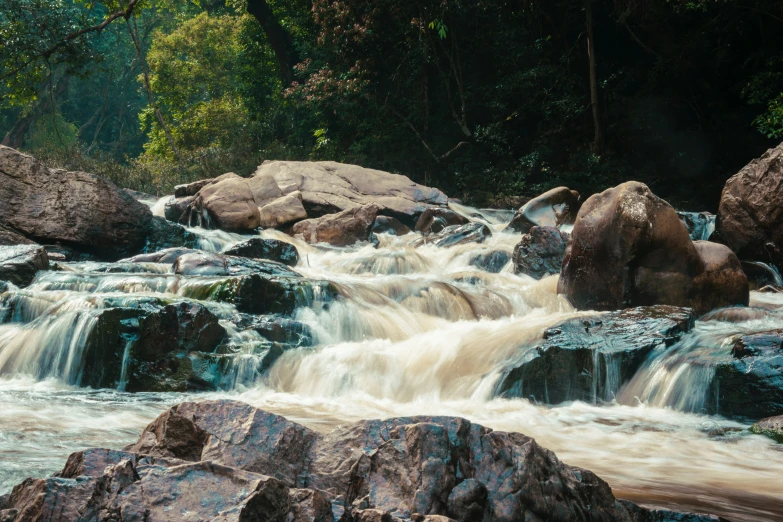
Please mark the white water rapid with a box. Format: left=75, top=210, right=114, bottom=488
left=1, top=204, right=782, bottom=521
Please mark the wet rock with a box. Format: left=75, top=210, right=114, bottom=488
left=759, top=285, right=783, bottom=293
left=232, top=314, right=313, bottom=346
left=750, top=415, right=783, bottom=443
left=0, top=145, right=152, bottom=259
left=558, top=182, right=748, bottom=315
left=700, top=306, right=773, bottom=323
left=292, top=204, right=379, bottom=247
left=0, top=245, right=48, bottom=287
left=416, top=222, right=492, bottom=249
left=173, top=251, right=300, bottom=278
left=505, top=187, right=581, bottom=233
left=468, top=250, right=511, bottom=274
left=124, top=246, right=198, bottom=264
left=373, top=215, right=412, bottom=236
left=0, top=281, right=8, bottom=294
left=0, top=224, right=34, bottom=246
left=259, top=191, right=309, bottom=229
left=164, top=194, right=194, bottom=222
left=223, top=237, right=300, bottom=266
left=79, top=302, right=227, bottom=391
left=175, top=178, right=214, bottom=198
left=183, top=173, right=263, bottom=232
left=494, top=306, right=696, bottom=404
left=717, top=141, right=783, bottom=269
left=209, top=273, right=337, bottom=315
left=512, top=226, right=568, bottom=279
left=741, top=261, right=783, bottom=290
left=677, top=211, right=715, bottom=241
left=712, top=329, right=783, bottom=420
left=415, top=208, right=468, bottom=235
left=254, top=160, right=448, bottom=226
left=140, top=215, right=200, bottom=253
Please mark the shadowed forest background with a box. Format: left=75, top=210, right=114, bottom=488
left=3, top=0, right=783, bottom=210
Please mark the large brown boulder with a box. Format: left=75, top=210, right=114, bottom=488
left=506, top=187, right=581, bottom=233
left=183, top=173, right=262, bottom=232
left=558, top=182, right=748, bottom=315
left=0, top=146, right=152, bottom=259
left=717, top=142, right=783, bottom=268
left=259, top=191, right=308, bottom=228
left=254, top=160, right=448, bottom=226
left=291, top=204, right=379, bottom=247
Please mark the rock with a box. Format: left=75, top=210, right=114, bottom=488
left=494, top=306, right=696, bottom=404
left=741, top=261, right=783, bottom=290
left=254, top=160, right=448, bottom=226
left=373, top=215, right=412, bottom=236
left=6, top=399, right=724, bottom=522
left=175, top=178, right=214, bottom=198
left=0, top=146, right=152, bottom=259
left=415, top=208, right=468, bottom=235
left=124, top=247, right=198, bottom=264
left=421, top=222, right=492, bottom=248
left=232, top=314, right=313, bottom=346
left=208, top=273, right=337, bottom=316
left=677, top=211, right=715, bottom=241
left=0, top=224, right=34, bottom=246
left=259, top=191, right=309, bottom=229
left=750, top=415, right=783, bottom=443
left=292, top=204, right=379, bottom=247
left=468, top=250, right=511, bottom=273
left=701, top=306, right=773, bottom=323
left=713, top=329, right=783, bottom=420
left=164, top=194, right=194, bottom=222
left=0, top=281, right=8, bottom=294
left=759, top=285, right=783, bottom=293
left=183, top=173, right=262, bottom=232
left=505, top=187, right=581, bottom=233
left=172, top=251, right=300, bottom=278
left=223, top=237, right=300, bottom=266
left=512, top=226, right=568, bottom=280
left=558, top=182, right=749, bottom=315
left=139, top=215, right=200, bottom=253
left=0, top=245, right=48, bottom=287
left=717, top=141, right=783, bottom=269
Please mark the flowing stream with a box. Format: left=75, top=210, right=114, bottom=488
left=1, top=205, right=783, bottom=521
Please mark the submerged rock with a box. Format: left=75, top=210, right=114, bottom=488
left=124, top=246, right=198, bottom=264
left=512, top=226, right=568, bottom=279
left=292, top=204, right=379, bottom=247
left=208, top=273, right=337, bottom=316
left=741, top=261, right=783, bottom=290
left=415, top=208, right=468, bottom=235
left=558, top=181, right=748, bottom=315
left=495, top=306, right=696, bottom=404
left=3, top=399, right=722, bottom=522
left=232, top=314, right=313, bottom=347
left=0, top=245, right=49, bottom=287
left=505, top=186, right=581, bottom=233
left=139, top=216, right=200, bottom=254
left=0, top=146, right=152, bottom=259
left=468, top=250, right=511, bottom=273
left=222, top=237, right=300, bottom=266
left=416, top=222, right=492, bottom=249
left=717, top=141, right=783, bottom=270
left=373, top=215, right=412, bottom=236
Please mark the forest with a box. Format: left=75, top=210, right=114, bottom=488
left=3, top=0, right=783, bottom=209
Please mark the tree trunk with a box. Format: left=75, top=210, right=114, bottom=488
left=2, top=75, right=70, bottom=149
left=586, top=0, right=604, bottom=153
left=246, top=0, right=299, bottom=87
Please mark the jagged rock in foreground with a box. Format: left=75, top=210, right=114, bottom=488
left=0, top=400, right=725, bottom=522
left=0, top=146, right=152, bottom=259
left=717, top=141, right=783, bottom=269
left=495, top=306, right=696, bottom=404
left=0, top=245, right=48, bottom=287
left=558, top=181, right=748, bottom=315
left=505, top=186, right=581, bottom=233
left=512, top=225, right=568, bottom=279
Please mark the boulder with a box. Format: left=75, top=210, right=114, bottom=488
left=254, top=160, right=448, bottom=226
left=415, top=208, right=468, bottom=235
left=505, top=187, right=581, bottom=233
left=750, top=415, right=783, bottom=443
left=174, top=178, right=214, bottom=198
left=139, top=216, right=200, bottom=253
left=717, top=141, right=783, bottom=269
left=512, top=226, right=568, bottom=279
left=468, top=250, right=511, bottom=273
left=494, top=306, right=695, bottom=404
left=558, top=182, right=748, bottom=315
left=183, top=173, right=262, bottom=232
left=223, top=237, right=300, bottom=266
left=0, top=146, right=152, bottom=259
left=259, top=191, right=308, bottom=229
left=0, top=245, right=48, bottom=287
left=292, top=204, right=379, bottom=247
left=207, top=273, right=337, bottom=315
left=163, top=194, right=194, bottom=222
left=373, top=216, right=412, bottom=236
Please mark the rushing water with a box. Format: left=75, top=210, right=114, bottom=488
left=1, top=205, right=783, bottom=521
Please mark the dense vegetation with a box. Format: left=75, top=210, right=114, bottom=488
left=2, top=0, right=783, bottom=209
